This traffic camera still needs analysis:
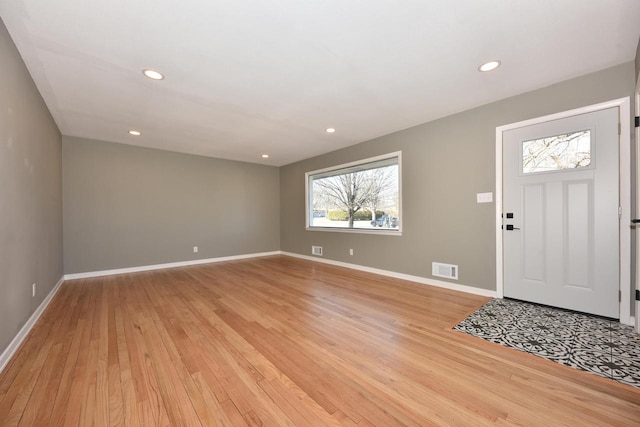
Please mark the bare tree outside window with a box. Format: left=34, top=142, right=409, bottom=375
left=522, top=130, right=591, bottom=174
left=307, top=154, right=401, bottom=232
left=313, top=166, right=396, bottom=227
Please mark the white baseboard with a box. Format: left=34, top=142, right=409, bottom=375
left=0, top=276, right=65, bottom=374
left=64, top=250, right=495, bottom=300
left=63, top=251, right=282, bottom=280
left=281, top=251, right=497, bottom=298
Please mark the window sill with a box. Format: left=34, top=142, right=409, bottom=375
left=305, top=227, right=402, bottom=236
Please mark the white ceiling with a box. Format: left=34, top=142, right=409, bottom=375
left=2, top=1, right=639, bottom=166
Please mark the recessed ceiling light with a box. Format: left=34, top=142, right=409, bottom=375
left=325, top=128, right=336, bottom=133
left=142, top=69, right=164, bottom=80
left=261, top=154, right=269, bottom=158
left=478, top=60, right=501, bottom=72
left=128, top=130, right=141, bottom=136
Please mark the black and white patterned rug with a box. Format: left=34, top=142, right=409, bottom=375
left=454, top=298, right=640, bottom=388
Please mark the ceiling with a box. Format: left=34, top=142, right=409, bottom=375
left=2, top=1, right=639, bottom=166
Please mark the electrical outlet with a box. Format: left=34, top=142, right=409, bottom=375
left=349, top=248, right=354, bottom=256
left=193, top=246, right=198, bottom=253
left=32, top=283, right=36, bottom=298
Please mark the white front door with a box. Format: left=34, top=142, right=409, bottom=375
left=503, top=107, right=620, bottom=318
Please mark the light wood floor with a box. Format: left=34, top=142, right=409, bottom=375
left=0, top=256, right=638, bottom=426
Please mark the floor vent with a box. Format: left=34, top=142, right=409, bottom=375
left=432, top=262, right=458, bottom=280
left=312, top=246, right=323, bottom=256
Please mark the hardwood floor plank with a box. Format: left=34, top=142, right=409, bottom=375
left=130, top=281, right=201, bottom=427
left=183, top=286, right=283, bottom=385
left=113, top=293, right=139, bottom=427
left=215, top=312, right=342, bottom=418
left=190, top=371, right=241, bottom=427
left=64, top=281, right=99, bottom=427
left=265, top=375, right=344, bottom=427
left=141, top=281, right=225, bottom=427
left=45, top=284, right=87, bottom=426
left=16, top=283, right=83, bottom=427
left=219, top=399, right=249, bottom=427
left=0, top=284, right=75, bottom=418
left=17, top=342, right=65, bottom=427
left=4, top=342, right=55, bottom=427
left=125, top=274, right=172, bottom=427
left=0, top=255, right=638, bottom=426
left=78, top=337, right=99, bottom=427
left=95, top=283, right=111, bottom=427
left=105, top=281, right=125, bottom=427
left=257, top=378, right=325, bottom=427
left=0, top=284, right=74, bottom=394
left=196, top=332, right=296, bottom=426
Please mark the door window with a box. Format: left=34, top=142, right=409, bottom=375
left=522, top=130, right=591, bottom=174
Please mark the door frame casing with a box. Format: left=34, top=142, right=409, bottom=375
left=495, top=97, right=632, bottom=325
left=635, top=84, right=640, bottom=332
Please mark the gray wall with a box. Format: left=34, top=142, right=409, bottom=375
left=63, top=136, right=280, bottom=274
left=281, top=63, right=636, bottom=296
left=0, top=19, right=63, bottom=354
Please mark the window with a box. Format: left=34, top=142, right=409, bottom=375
left=522, top=130, right=591, bottom=174
left=306, top=152, right=401, bottom=234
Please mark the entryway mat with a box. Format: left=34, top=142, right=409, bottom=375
left=454, top=298, right=640, bottom=388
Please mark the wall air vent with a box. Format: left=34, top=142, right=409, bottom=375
left=432, top=262, right=458, bottom=280
left=312, top=246, right=323, bottom=256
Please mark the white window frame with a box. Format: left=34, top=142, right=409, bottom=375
left=305, top=152, right=402, bottom=236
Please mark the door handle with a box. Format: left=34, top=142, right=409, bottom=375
left=503, top=224, right=520, bottom=231
left=632, top=219, right=640, bottom=224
